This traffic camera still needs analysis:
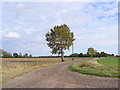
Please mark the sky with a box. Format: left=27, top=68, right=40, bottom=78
left=1, top=1, right=118, bottom=56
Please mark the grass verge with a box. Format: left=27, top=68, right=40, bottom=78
left=68, top=57, right=119, bottom=78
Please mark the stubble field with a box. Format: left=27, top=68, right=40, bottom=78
left=1, top=57, right=87, bottom=83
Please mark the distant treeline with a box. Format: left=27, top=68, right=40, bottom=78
left=0, top=49, right=32, bottom=58
left=69, top=48, right=119, bottom=58
left=69, top=52, right=116, bottom=58
left=0, top=48, right=119, bottom=58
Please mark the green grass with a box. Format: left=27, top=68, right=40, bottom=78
left=69, top=57, right=119, bottom=78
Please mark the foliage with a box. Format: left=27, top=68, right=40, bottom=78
left=69, top=53, right=79, bottom=57
left=18, top=53, right=22, bottom=58
left=87, top=47, right=97, bottom=57
left=79, top=53, right=84, bottom=57
left=45, top=24, right=75, bottom=62
left=69, top=47, right=112, bottom=58
left=29, top=54, right=32, bottom=58
left=0, top=49, right=12, bottom=58
left=0, top=49, right=33, bottom=58
left=23, top=53, right=28, bottom=58
left=99, top=51, right=109, bottom=57
left=13, top=53, right=19, bottom=58
left=0, top=48, right=116, bottom=58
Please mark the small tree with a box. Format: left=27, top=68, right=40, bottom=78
left=0, top=49, right=2, bottom=57
left=100, top=51, right=108, bottom=57
left=96, top=52, right=101, bottom=58
left=79, top=53, right=84, bottom=57
left=87, top=47, right=97, bottom=57
left=23, top=53, right=28, bottom=58
left=13, top=53, right=19, bottom=58
left=70, top=53, right=79, bottom=57
left=29, top=54, right=32, bottom=58
left=45, top=24, right=75, bottom=62
left=18, top=53, right=22, bottom=58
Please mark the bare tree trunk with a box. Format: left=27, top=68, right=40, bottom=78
left=72, top=44, right=74, bottom=61
left=61, top=53, right=64, bottom=62
left=61, top=48, right=64, bottom=62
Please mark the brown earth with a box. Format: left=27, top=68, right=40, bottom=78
left=2, top=59, right=118, bottom=88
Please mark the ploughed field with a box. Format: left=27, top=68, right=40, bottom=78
left=1, top=57, right=85, bottom=83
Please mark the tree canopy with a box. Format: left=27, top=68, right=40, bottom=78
left=0, top=49, right=12, bottom=58
left=45, top=24, right=75, bottom=62
left=87, top=47, right=97, bottom=57
left=13, top=53, right=19, bottom=58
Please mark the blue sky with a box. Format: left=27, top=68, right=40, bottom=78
left=1, top=1, right=118, bottom=56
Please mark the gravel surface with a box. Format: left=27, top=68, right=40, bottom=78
left=2, top=59, right=118, bottom=88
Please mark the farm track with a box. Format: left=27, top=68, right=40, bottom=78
left=2, top=59, right=118, bottom=88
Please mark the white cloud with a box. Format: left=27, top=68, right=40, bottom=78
left=4, top=32, right=20, bottom=39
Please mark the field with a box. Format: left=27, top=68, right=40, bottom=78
left=69, top=57, right=119, bottom=78
left=1, top=57, right=83, bottom=83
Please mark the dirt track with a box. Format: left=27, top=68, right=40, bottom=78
left=3, top=59, right=118, bottom=88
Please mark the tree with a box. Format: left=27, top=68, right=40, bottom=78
left=29, top=54, right=32, bottom=58
left=86, top=53, right=91, bottom=57
left=45, top=24, right=75, bottom=62
left=0, top=49, right=2, bottom=57
left=0, top=49, right=12, bottom=58
left=95, top=52, right=101, bottom=58
left=100, top=51, right=108, bottom=57
left=111, top=54, right=114, bottom=56
left=70, top=53, right=79, bottom=57
left=13, top=53, right=19, bottom=58
left=83, top=54, right=89, bottom=57
left=79, top=53, right=84, bottom=57
left=18, top=53, right=22, bottom=58
left=23, top=53, right=28, bottom=58
left=87, top=47, right=97, bottom=57
left=1, top=50, right=12, bottom=58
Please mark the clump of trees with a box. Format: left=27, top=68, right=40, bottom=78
left=0, top=49, right=12, bottom=58
left=69, top=47, right=115, bottom=58
left=0, top=49, right=32, bottom=58
left=13, top=53, right=32, bottom=58
left=45, top=24, right=75, bottom=62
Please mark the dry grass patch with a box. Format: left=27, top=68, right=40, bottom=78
left=79, top=59, right=102, bottom=68
left=1, top=57, right=86, bottom=83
